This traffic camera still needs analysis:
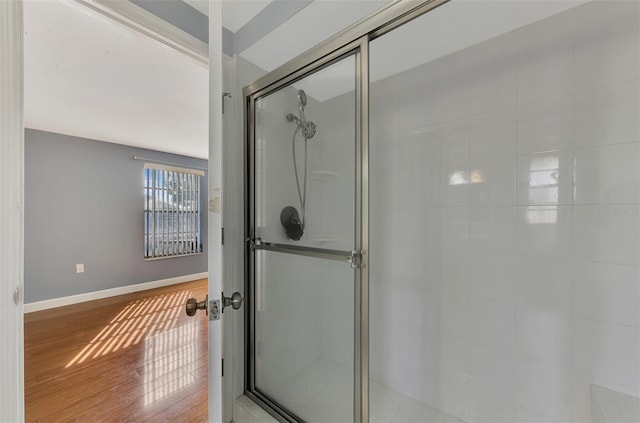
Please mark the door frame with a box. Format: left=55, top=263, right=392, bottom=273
left=1, top=0, right=228, bottom=421
left=241, top=0, right=451, bottom=421
left=0, top=0, right=25, bottom=421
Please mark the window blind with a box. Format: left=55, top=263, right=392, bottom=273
left=144, top=164, right=204, bottom=259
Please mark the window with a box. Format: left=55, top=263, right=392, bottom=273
left=144, top=164, right=204, bottom=258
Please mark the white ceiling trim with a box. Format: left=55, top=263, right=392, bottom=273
left=182, top=0, right=209, bottom=17
left=233, top=0, right=312, bottom=53
left=76, top=0, right=209, bottom=64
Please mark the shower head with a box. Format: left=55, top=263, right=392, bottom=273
left=287, top=112, right=316, bottom=139
left=286, top=89, right=316, bottom=139
left=297, top=89, right=307, bottom=108
left=301, top=121, right=316, bottom=139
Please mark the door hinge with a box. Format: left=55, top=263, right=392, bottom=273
left=222, top=358, right=224, bottom=377
left=222, top=92, right=232, bottom=114
left=221, top=227, right=224, bottom=245
left=13, top=287, right=20, bottom=305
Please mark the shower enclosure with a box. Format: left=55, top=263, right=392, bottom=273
left=243, top=1, right=639, bottom=422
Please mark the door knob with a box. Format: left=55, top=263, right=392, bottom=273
left=185, top=294, right=208, bottom=316
left=222, top=292, right=243, bottom=311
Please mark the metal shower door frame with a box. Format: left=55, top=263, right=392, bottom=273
left=242, top=1, right=452, bottom=421
left=244, top=36, right=368, bottom=422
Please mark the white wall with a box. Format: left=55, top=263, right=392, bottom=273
left=368, top=1, right=639, bottom=422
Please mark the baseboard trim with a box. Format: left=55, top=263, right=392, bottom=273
left=24, top=272, right=208, bottom=314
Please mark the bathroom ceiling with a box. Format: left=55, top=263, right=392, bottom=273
left=24, top=0, right=209, bottom=158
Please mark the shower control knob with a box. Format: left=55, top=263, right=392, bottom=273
left=185, top=294, right=208, bottom=316
left=222, top=291, right=243, bottom=312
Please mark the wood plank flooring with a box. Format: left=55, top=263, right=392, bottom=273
left=25, top=279, right=209, bottom=423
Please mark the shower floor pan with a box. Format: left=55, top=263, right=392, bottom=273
left=264, top=357, right=464, bottom=422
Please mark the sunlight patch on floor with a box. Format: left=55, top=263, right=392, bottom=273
left=65, top=290, right=191, bottom=368
left=143, top=320, right=200, bottom=406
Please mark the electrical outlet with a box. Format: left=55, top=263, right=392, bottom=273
left=76, top=263, right=84, bottom=273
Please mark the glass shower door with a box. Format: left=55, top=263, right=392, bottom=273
left=247, top=52, right=362, bottom=422
left=368, top=1, right=640, bottom=422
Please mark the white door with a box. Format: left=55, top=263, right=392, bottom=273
left=188, top=2, right=235, bottom=420
left=0, top=0, right=25, bottom=422
left=207, top=2, right=230, bottom=422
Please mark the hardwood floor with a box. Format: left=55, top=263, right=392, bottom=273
left=25, top=279, right=209, bottom=423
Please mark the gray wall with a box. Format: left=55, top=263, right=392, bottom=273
left=24, top=129, right=208, bottom=303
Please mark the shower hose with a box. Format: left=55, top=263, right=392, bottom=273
left=292, top=125, right=308, bottom=228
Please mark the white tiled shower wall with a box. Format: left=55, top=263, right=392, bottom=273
left=367, top=1, right=639, bottom=422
